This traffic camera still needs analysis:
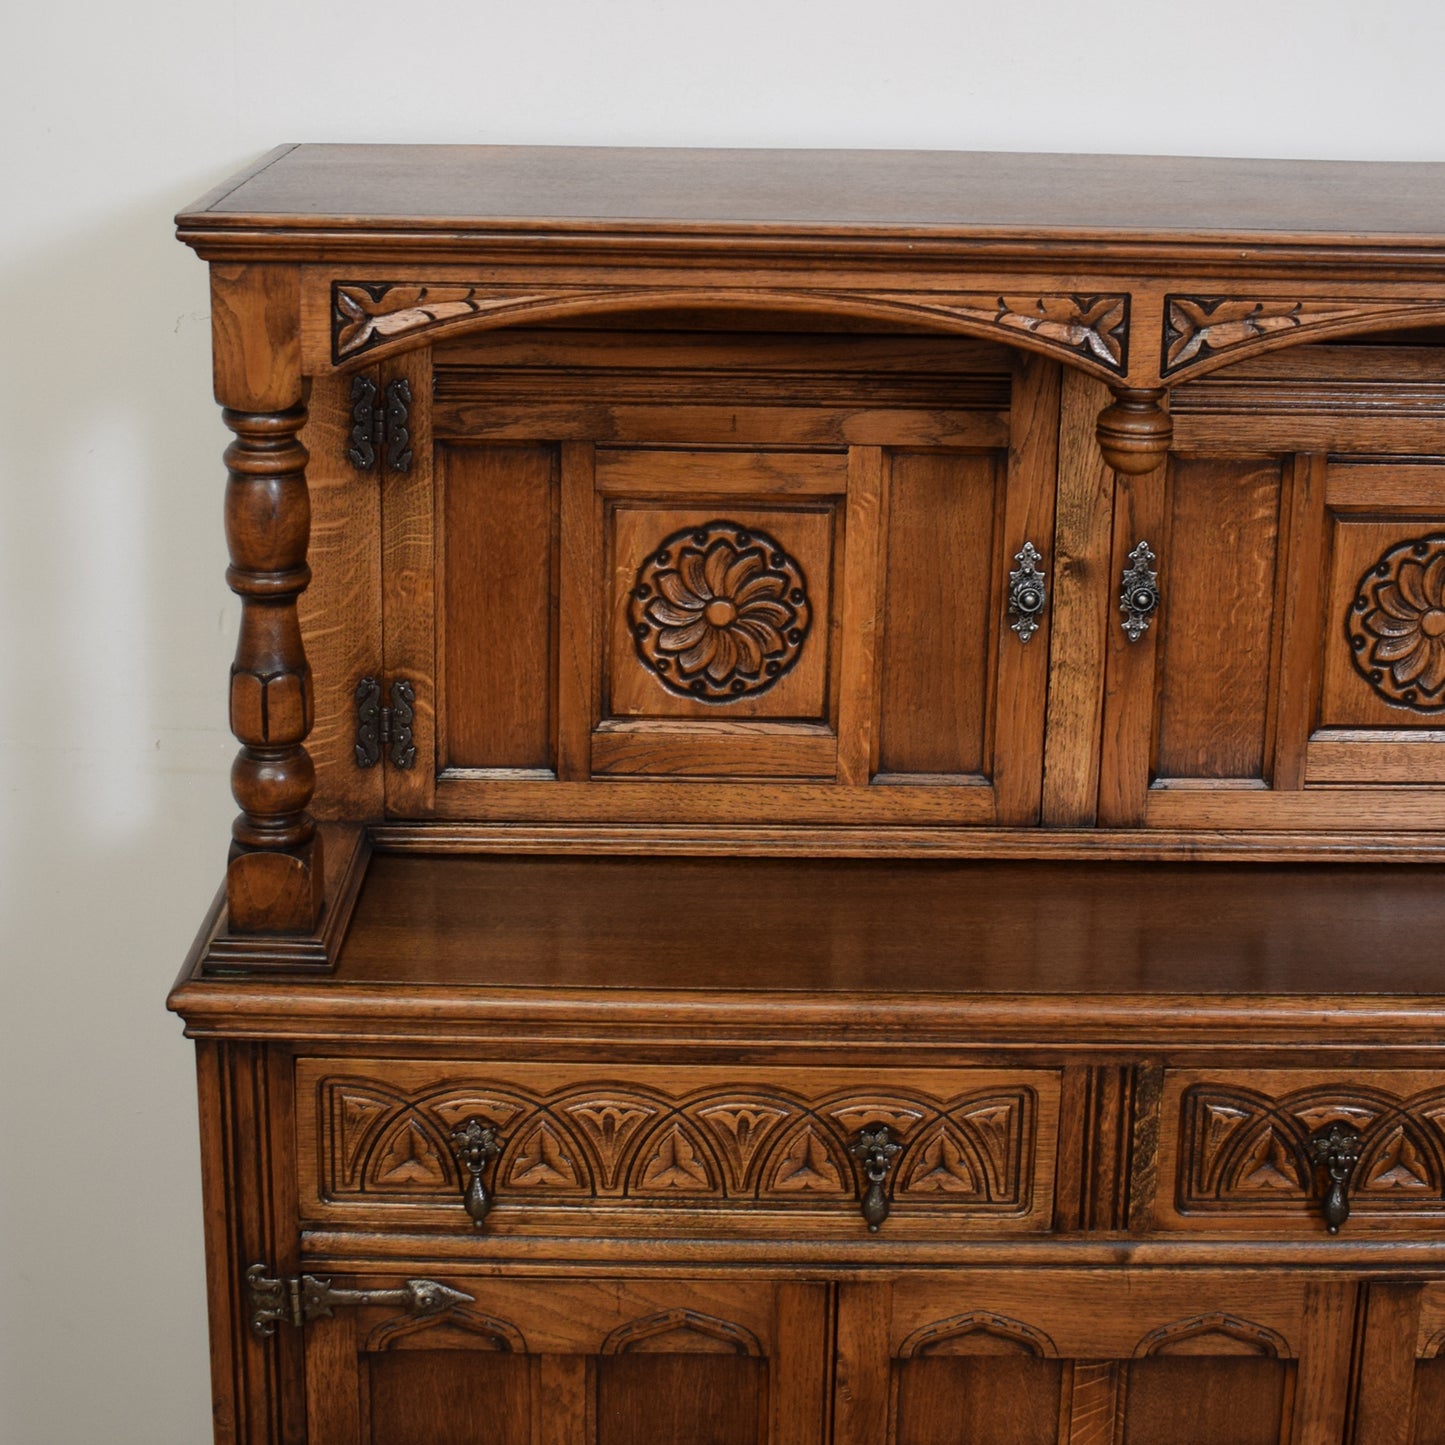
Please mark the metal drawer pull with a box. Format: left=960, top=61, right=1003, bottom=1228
left=1120, top=541, right=1161, bottom=641
left=848, top=1125, right=902, bottom=1232
left=1307, top=1122, right=1363, bottom=1234
left=450, top=1117, right=504, bottom=1227
left=1008, top=542, right=1048, bottom=643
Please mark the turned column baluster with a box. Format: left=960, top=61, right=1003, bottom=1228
left=1096, top=386, right=1173, bottom=475
left=222, top=401, right=324, bottom=931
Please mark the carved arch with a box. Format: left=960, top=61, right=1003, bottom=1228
left=365, top=1307, right=528, bottom=1353
left=601, top=1309, right=763, bottom=1356
left=329, top=280, right=1131, bottom=380
left=1133, top=1313, right=1291, bottom=1359
left=898, top=1311, right=1058, bottom=1359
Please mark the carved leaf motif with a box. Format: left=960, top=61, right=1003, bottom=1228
left=635, top=1124, right=715, bottom=1192
left=372, top=1117, right=449, bottom=1188
left=505, top=1120, right=582, bottom=1189
left=563, top=1100, right=658, bottom=1189
left=431, top=1097, right=526, bottom=1130
left=1364, top=1127, right=1433, bottom=1190
left=766, top=1124, right=846, bottom=1193
left=991, top=293, right=1128, bottom=369
left=336, top=285, right=502, bottom=357
left=1345, top=536, right=1445, bottom=711
left=337, top=1090, right=393, bottom=1185
left=696, top=1102, right=792, bottom=1187
left=827, top=1104, right=925, bottom=1135
left=901, top=1127, right=981, bottom=1195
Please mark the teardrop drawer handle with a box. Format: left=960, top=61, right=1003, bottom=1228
left=1008, top=542, right=1048, bottom=643
left=1120, top=541, right=1161, bottom=641
left=848, top=1125, right=902, bottom=1232
left=450, top=1117, right=503, bottom=1228
left=1307, top=1122, right=1362, bottom=1234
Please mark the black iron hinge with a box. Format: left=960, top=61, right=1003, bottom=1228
left=355, top=676, right=416, bottom=769
left=246, top=1264, right=472, bottom=1339
left=347, top=375, right=413, bottom=473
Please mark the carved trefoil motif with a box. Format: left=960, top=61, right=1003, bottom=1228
left=1346, top=536, right=1445, bottom=710
left=630, top=521, right=811, bottom=701
left=315, top=1076, right=1037, bottom=1217
left=1178, top=1082, right=1445, bottom=1217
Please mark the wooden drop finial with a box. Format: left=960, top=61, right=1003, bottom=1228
left=1096, top=388, right=1172, bottom=474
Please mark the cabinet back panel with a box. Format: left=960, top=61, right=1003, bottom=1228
left=878, top=451, right=1000, bottom=778
left=1154, top=456, right=1283, bottom=782
left=440, top=444, right=557, bottom=771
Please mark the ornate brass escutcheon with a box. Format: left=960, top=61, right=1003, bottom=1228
left=1307, top=1121, right=1363, bottom=1234
left=450, top=1117, right=504, bottom=1227
left=848, top=1124, right=903, bottom=1232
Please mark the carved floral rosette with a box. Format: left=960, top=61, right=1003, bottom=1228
left=630, top=522, right=811, bottom=701
left=1346, top=535, right=1445, bottom=711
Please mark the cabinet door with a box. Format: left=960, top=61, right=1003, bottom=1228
left=1354, top=1281, right=1445, bottom=1443
left=1098, top=343, right=1445, bottom=833
left=834, top=1271, right=1356, bottom=1444
left=303, top=1274, right=827, bottom=1445
left=377, top=330, right=1058, bottom=828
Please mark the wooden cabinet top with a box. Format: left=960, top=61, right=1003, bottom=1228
left=178, top=144, right=1445, bottom=254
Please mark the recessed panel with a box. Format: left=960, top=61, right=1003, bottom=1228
left=877, top=450, right=1001, bottom=777
left=606, top=485, right=840, bottom=724
left=1154, top=456, right=1283, bottom=781
left=441, top=444, right=556, bottom=770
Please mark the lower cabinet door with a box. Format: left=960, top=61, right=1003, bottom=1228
left=834, top=1271, right=1357, bottom=1445
left=302, top=1274, right=828, bottom=1445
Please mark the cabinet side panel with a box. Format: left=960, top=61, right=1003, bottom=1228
left=877, top=451, right=999, bottom=777
left=441, top=443, right=558, bottom=771
left=1154, top=455, right=1283, bottom=782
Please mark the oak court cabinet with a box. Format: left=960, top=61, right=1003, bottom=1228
left=170, top=144, right=1445, bottom=1443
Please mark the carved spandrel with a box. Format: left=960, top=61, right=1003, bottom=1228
left=333, top=279, right=1131, bottom=375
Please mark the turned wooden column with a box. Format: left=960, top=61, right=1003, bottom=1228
left=211, top=264, right=324, bottom=932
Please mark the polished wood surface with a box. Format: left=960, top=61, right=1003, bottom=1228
left=183, top=144, right=1445, bottom=243
left=172, top=146, right=1445, bottom=1443
left=328, top=852, right=1445, bottom=996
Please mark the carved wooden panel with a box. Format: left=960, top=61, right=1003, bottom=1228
left=304, top=1275, right=824, bottom=1445
left=1153, top=1070, right=1445, bottom=1230
left=841, top=1272, right=1353, bottom=1445
left=297, top=1060, right=1057, bottom=1234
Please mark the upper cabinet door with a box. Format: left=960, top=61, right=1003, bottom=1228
left=1098, top=342, right=1445, bottom=834
left=377, top=329, right=1059, bottom=829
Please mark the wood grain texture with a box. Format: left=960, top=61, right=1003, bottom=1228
left=1042, top=370, right=1115, bottom=826
left=836, top=447, right=884, bottom=786
left=441, top=444, right=557, bottom=771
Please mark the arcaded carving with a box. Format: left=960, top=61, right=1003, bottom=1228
left=1346, top=536, right=1445, bottom=710
left=316, top=1077, right=1036, bottom=1215
left=897, top=1311, right=1058, bottom=1359
left=601, top=1309, right=764, bottom=1356
left=1179, top=1082, right=1445, bottom=1216
left=630, top=522, right=811, bottom=701
left=1134, top=1312, right=1291, bottom=1359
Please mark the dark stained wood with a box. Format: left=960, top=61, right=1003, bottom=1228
left=365, top=1350, right=532, bottom=1445
left=441, top=444, right=557, bottom=771
left=1121, top=1358, right=1289, bottom=1444
left=180, top=145, right=1445, bottom=245
left=319, top=853, right=1445, bottom=997
left=894, top=1357, right=1063, bottom=1444
left=597, top=1355, right=763, bottom=1445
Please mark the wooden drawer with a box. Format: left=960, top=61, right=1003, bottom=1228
left=1149, top=1068, right=1445, bottom=1233
left=295, top=1059, right=1060, bottom=1238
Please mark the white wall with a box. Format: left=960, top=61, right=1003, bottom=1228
left=2, top=3, right=1442, bottom=1439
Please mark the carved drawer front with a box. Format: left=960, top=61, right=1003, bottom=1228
left=1149, top=1069, right=1445, bottom=1234
left=295, top=1060, right=1059, bottom=1237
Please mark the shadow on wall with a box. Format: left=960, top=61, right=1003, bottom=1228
left=0, top=175, right=250, bottom=1444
